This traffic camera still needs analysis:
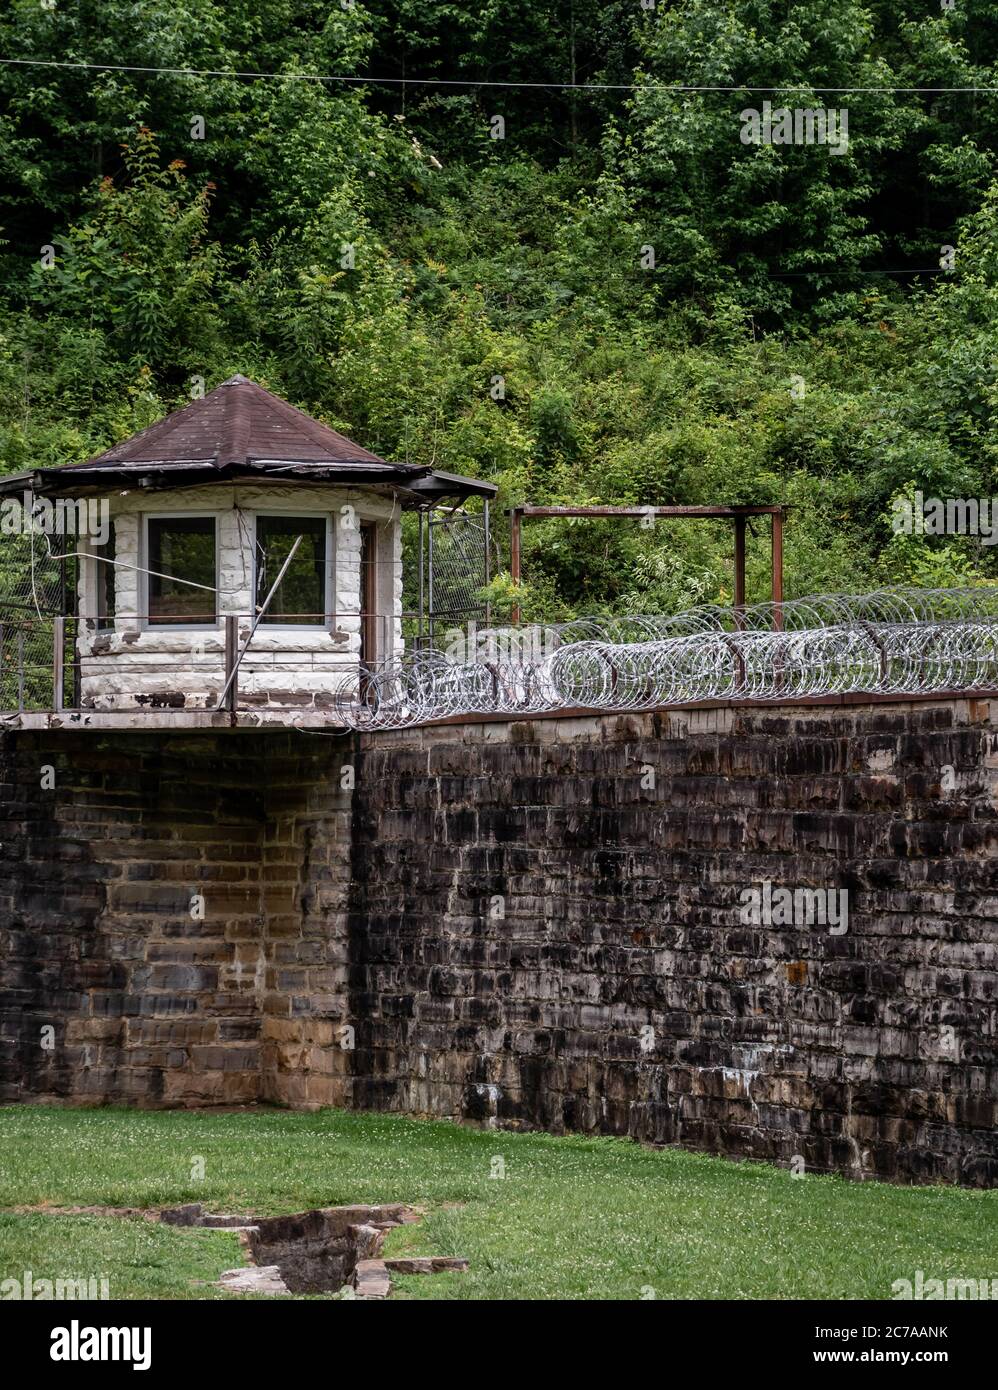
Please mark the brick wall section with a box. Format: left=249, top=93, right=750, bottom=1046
left=2, top=701, right=996, bottom=1186
left=0, top=730, right=353, bottom=1110
left=260, top=737, right=354, bottom=1109
left=348, top=700, right=998, bottom=1186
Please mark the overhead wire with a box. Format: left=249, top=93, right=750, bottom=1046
left=0, top=56, right=995, bottom=96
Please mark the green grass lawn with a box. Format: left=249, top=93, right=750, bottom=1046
left=0, top=1105, right=994, bottom=1300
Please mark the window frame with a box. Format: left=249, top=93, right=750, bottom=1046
left=141, top=511, right=220, bottom=630
left=251, top=509, right=335, bottom=630
left=89, top=520, right=117, bottom=633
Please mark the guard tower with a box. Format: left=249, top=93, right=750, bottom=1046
left=0, top=376, right=495, bottom=726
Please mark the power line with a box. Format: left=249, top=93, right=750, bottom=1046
left=768, top=267, right=949, bottom=279
left=470, top=263, right=955, bottom=281
left=0, top=55, right=996, bottom=96
left=0, top=53, right=972, bottom=288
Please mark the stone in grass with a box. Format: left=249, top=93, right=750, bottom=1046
left=384, top=1257, right=470, bottom=1275
left=159, top=1204, right=261, bottom=1231
left=199, top=1214, right=262, bottom=1229
left=159, top=1203, right=204, bottom=1226
left=353, top=1259, right=391, bottom=1299
left=217, top=1265, right=290, bottom=1295
left=348, top=1223, right=387, bottom=1259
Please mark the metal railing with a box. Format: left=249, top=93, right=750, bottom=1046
left=0, top=610, right=404, bottom=716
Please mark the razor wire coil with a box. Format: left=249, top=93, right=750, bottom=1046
left=340, top=587, right=998, bottom=730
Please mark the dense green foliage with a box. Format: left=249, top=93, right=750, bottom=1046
left=1, top=1106, right=995, bottom=1299
left=3, top=1, right=998, bottom=615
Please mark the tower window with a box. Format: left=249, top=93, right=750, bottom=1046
left=146, top=516, right=217, bottom=625
left=255, top=515, right=329, bottom=625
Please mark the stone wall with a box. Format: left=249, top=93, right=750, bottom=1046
left=347, top=699, right=998, bottom=1186
left=0, top=730, right=353, bottom=1109
left=2, top=698, right=997, bottom=1186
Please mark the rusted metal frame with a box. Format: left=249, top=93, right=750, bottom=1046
left=483, top=497, right=492, bottom=628
left=734, top=515, right=746, bottom=618
left=417, top=509, right=426, bottom=649
left=61, top=551, right=83, bottom=708
left=360, top=521, right=379, bottom=674
left=771, top=510, right=783, bottom=628
left=515, top=505, right=783, bottom=518
left=53, top=617, right=65, bottom=711
left=730, top=512, right=749, bottom=689
left=510, top=506, right=522, bottom=625
left=481, top=658, right=537, bottom=713
left=427, top=514, right=435, bottom=648
left=509, top=504, right=784, bottom=626
left=72, top=632, right=82, bottom=709
left=224, top=615, right=238, bottom=715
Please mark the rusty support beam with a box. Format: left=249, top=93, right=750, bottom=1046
left=509, top=504, right=786, bottom=624
left=224, top=614, right=238, bottom=718
left=516, top=505, right=782, bottom=518
left=510, top=506, right=522, bottom=625
left=53, top=616, right=65, bottom=712
left=734, top=515, right=746, bottom=616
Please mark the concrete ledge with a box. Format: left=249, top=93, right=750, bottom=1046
left=409, top=689, right=998, bottom=729
left=4, top=688, right=997, bottom=734
left=3, top=710, right=350, bottom=732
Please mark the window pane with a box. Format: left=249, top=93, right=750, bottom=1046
left=256, top=515, right=327, bottom=625
left=148, top=517, right=216, bottom=624
left=94, top=524, right=116, bottom=629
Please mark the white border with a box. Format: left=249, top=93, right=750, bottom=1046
left=141, top=511, right=219, bottom=630
left=251, top=509, right=335, bottom=630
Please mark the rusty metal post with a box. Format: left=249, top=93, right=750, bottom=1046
left=510, top=506, right=522, bottom=625
left=734, top=514, right=746, bottom=617
left=417, top=509, right=425, bottom=648
left=772, top=509, right=784, bottom=630
left=53, top=616, right=65, bottom=711
left=483, top=497, right=491, bottom=628
left=427, top=514, right=435, bottom=648
left=224, top=614, right=238, bottom=715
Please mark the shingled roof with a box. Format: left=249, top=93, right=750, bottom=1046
left=88, top=375, right=390, bottom=470
left=8, top=375, right=495, bottom=505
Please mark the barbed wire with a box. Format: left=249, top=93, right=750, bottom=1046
left=5, top=587, right=998, bottom=721
left=341, top=587, right=998, bottom=729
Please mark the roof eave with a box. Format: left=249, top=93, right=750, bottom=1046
left=16, top=461, right=430, bottom=496
left=0, top=463, right=498, bottom=508
left=407, top=469, right=498, bottom=503
left=0, top=469, right=42, bottom=498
